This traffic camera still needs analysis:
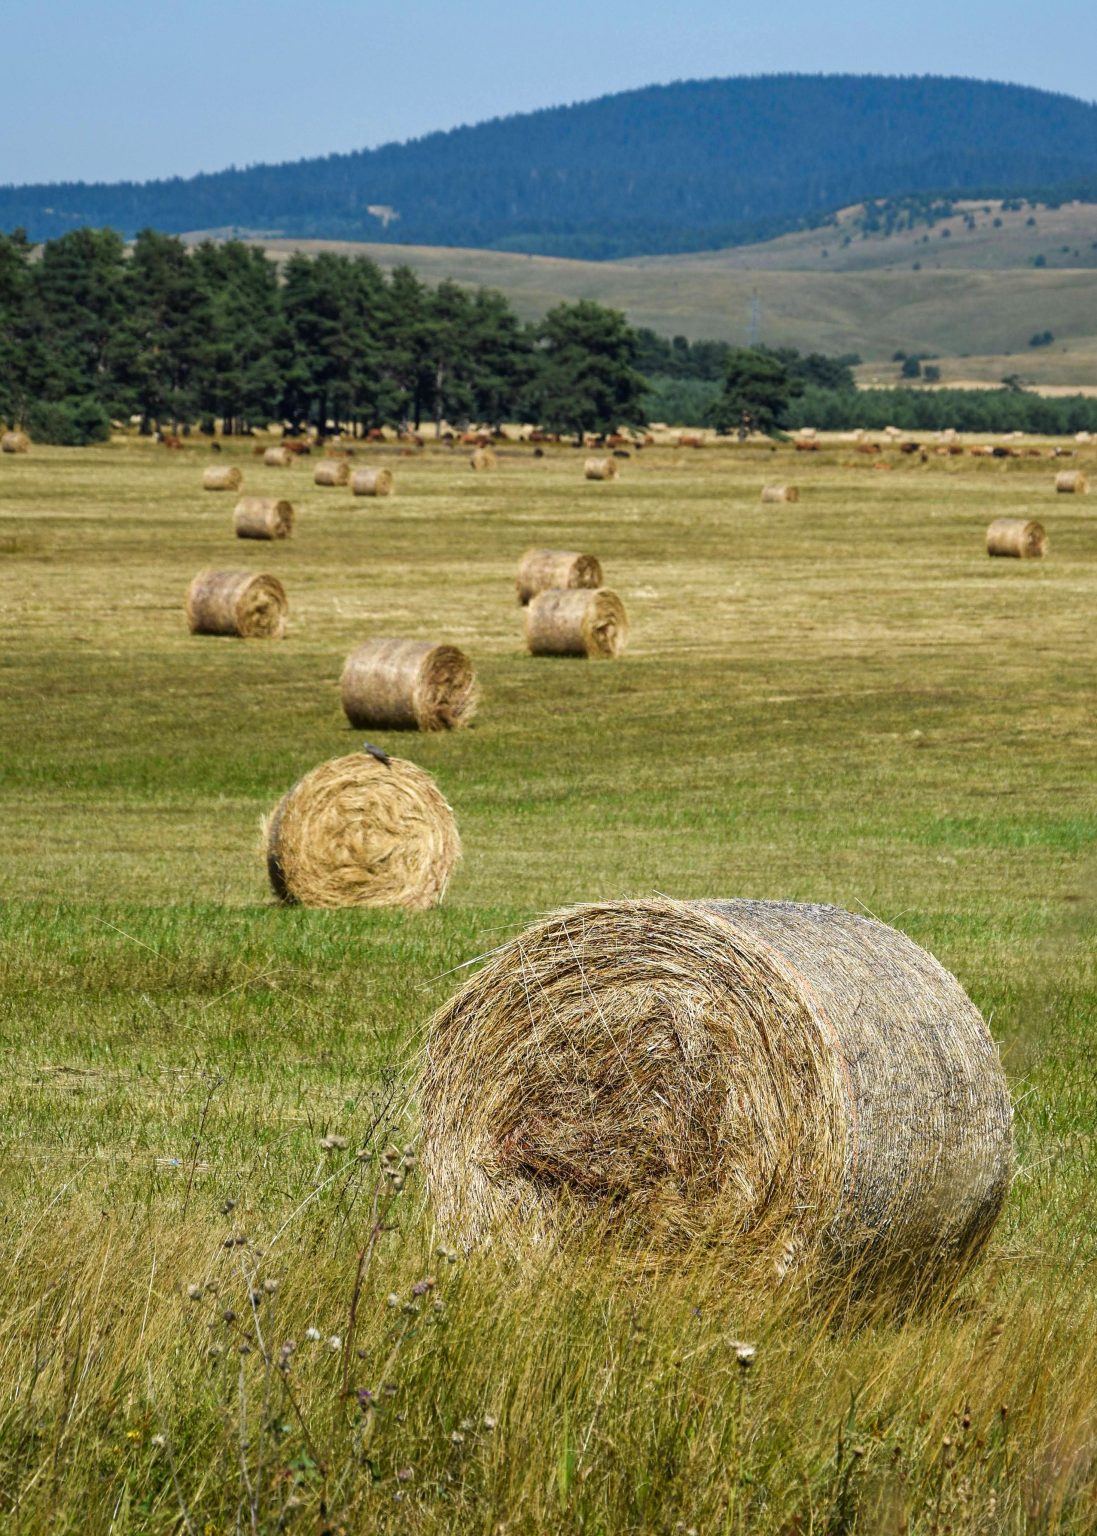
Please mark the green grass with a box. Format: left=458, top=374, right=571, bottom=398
left=0, top=436, right=1095, bottom=1532
left=241, top=229, right=1097, bottom=380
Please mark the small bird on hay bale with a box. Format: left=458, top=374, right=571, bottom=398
left=363, top=741, right=391, bottom=766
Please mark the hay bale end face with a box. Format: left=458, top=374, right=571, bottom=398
left=233, top=497, right=294, bottom=540
left=263, top=446, right=293, bottom=468
left=470, top=447, right=497, bottom=471
left=351, top=467, right=394, bottom=497
left=186, top=570, right=288, bottom=638
left=202, top=465, right=242, bottom=491
left=524, top=587, right=628, bottom=658
left=314, top=459, right=351, bottom=487
left=986, top=518, right=1047, bottom=559
left=1055, top=470, right=1088, bottom=494
left=761, top=484, right=799, bottom=504
left=584, top=456, right=618, bottom=481
left=265, top=751, right=460, bottom=909
left=1, top=430, right=30, bottom=454
left=341, top=638, right=478, bottom=731
left=516, top=548, right=604, bottom=605
left=420, top=898, right=1014, bottom=1288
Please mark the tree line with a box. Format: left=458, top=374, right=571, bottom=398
left=0, top=228, right=648, bottom=444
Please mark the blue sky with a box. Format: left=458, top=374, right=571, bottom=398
left=4, top=0, right=1095, bottom=185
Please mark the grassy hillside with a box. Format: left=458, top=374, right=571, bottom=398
left=0, top=436, right=1094, bottom=1532
left=240, top=234, right=1097, bottom=384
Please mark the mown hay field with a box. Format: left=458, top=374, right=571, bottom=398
left=0, top=437, right=1095, bottom=1534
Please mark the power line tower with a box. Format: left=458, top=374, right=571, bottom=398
left=747, top=290, right=761, bottom=348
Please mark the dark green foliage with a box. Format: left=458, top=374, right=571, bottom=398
left=4, top=77, right=1097, bottom=257
left=533, top=301, right=647, bottom=438
left=24, top=396, right=111, bottom=446
left=788, top=384, right=1097, bottom=434
left=712, top=349, right=803, bottom=435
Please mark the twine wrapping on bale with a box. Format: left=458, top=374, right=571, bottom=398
left=202, top=465, right=242, bottom=491
left=986, top=518, right=1047, bottom=559
left=525, top=588, right=628, bottom=658
left=420, top=898, right=1014, bottom=1289
left=584, top=457, right=618, bottom=481
left=314, top=459, right=351, bottom=487
left=263, top=446, right=293, bottom=468
left=341, top=638, right=478, bottom=732
left=470, top=447, right=497, bottom=471
left=1055, top=470, right=1088, bottom=494
left=761, top=484, right=799, bottom=504
left=351, top=467, right=394, bottom=497
left=186, top=570, right=288, bottom=638
left=516, top=548, right=604, bottom=606
left=265, top=751, right=459, bottom=909
left=233, top=497, right=294, bottom=540
left=1, top=430, right=30, bottom=454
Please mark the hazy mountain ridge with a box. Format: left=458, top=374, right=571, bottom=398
left=3, top=75, right=1097, bottom=257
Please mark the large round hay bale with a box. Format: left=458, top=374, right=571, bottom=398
left=516, top=548, right=604, bottom=606
left=524, top=588, right=628, bottom=658
left=761, top=484, right=799, bottom=504
left=986, top=518, right=1047, bottom=558
left=186, top=570, right=288, bottom=638
left=233, top=497, right=294, bottom=540
left=351, top=467, right=394, bottom=497
left=420, top=899, right=1013, bottom=1288
left=1, top=430, right=30, bottom=454
left=470, top=447, right=497, bottom=471
left=584, top=457, right=618, bottom=481
left=202, top=465, right=242, bottom=491
left=263, top=445, right=293, bottom=468
left=314, top=458, right=351, bottom=487
left=265, top=751, right=459, bottom=910
left=1055, top=470, right=1088, bottom=494
left=341, top=638, right=478, bottom=731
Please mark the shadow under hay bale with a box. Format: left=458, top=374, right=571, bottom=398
left=233, top=497, right=294, bottom=540
left=341, top=638, right=478, bottom=731
left=761, top=484, right=799, bottom=504
left=1, top=430, right=30, bottom=454
left=584, top=456, right=618, bottom=480
left=186, top=570, right=288, bottom=638
left=986, top=517, right=1047, bottom=559
left=524, top=587, right=628, bottom=658
left=470, top=447, right=497, bottom=471
left=516, top=548, right=603, bottom=605
left=420, top=898, right=1014, bottom=1291
left=202, top=465, right=242, bottom=491
left=1055, top=470, right=1088, bottom=494
left=265, top=751, right=459, bottom=909
left=263, top=446, right=293, bottom=468
left=351, top=467, right=394, bottom=497
left=314, top=459, right=351, bottom=487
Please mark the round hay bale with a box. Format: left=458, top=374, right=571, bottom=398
left=202, top=465, right=242, bottom=491
left=524, top=588, right=628, bottom=659
left=186, top=570, right=288, bottom=638
left=420, top=898, right=1014, bottom=1287
left=1055, top=470, right=1088, bottom=494
left=314, top=459, right=351, bottom=487
left=351, top=467, right=394, bottom=497
left=265, top=751, right=459, bottom=910
left=470, top=447, right=497, bottom=471
left=1, top=430, right=30, bottom=454
left=584, top=456, right=618, bottom=481
left=341, top=638, right=478, bottom=732
left=516, top=548, right=604, bottom=606
left=761, top=484, right=799, bottom=504
left=233, top=497, right=294, bottom=540
left=986, top=518, right=1048, bottom=559
left=263, top=445, right=293, bottom=468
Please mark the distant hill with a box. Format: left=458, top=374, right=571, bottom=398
left=3, top=75, right=1097, bottom=258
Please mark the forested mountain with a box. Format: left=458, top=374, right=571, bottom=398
left=3, top=75, right=1097, bottom=258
